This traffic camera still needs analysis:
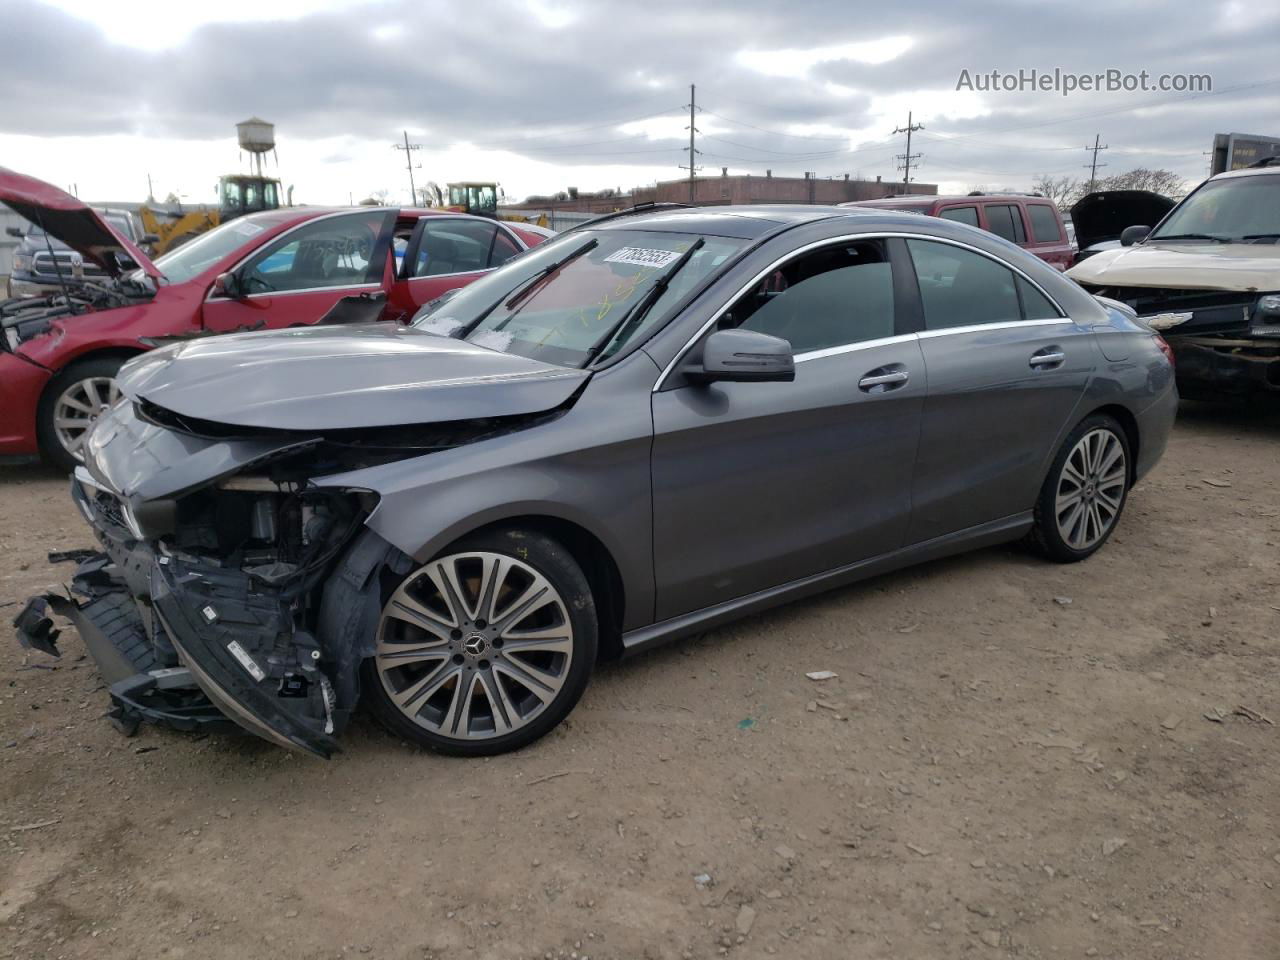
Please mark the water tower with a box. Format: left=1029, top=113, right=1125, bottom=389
left=236, top=117, right=277, bottom=177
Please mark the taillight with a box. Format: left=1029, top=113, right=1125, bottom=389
left=1152, top=334, right=1175, bottom=367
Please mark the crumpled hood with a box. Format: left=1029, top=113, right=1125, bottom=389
left=0, top=166, right=162, bottom=280
left=117, top=323, right=590, bottom=431
left=1066, top=240, right=1280, bottom=292
left=1069, top=190, right=1175, bottom=250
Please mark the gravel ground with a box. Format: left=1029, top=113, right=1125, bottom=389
left=1, top=401, right=1277, bottom=960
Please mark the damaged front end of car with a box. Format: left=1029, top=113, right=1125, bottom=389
left=14, top=346, right=579, bottom=757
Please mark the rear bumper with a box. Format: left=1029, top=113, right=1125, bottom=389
left=1171, top=337, right=1280, bottom=397
left=0, top=351, right=49, bottom=455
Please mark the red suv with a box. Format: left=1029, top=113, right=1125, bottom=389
left=841, top=194, right=1075, bottom=270
left=0, top=169, right=549, bottom=469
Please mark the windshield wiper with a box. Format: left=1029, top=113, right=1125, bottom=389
left=454, top=237, right=599, bottom=340
left=578, top=238, right=705, bottom=368
left=1240, top=233, right=1280, bottom=242
left=1151, top=233, right=1229, bottom=242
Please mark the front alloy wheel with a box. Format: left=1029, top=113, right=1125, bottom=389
left=36, top=356, right=129, bottom=472
left=364, top=529, right=597, bottom=755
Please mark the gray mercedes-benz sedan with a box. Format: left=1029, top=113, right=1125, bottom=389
left=15, top=204, right=1177, bottom=758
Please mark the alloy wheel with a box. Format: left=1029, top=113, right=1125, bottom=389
left=1054, top=427, right=1126, bottom=551
left=374, top=551, right=575, bottom=741
left=53, top=376, right=120, bottom=462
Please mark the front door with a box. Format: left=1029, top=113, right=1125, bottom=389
left=903, top=237, right=1097, bottom=543
left=650, top=237, right=925, bottom=621
left=201, top=209, right=397, bottom=333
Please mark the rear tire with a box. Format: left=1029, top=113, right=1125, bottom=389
left=1028, top=414, right=1131, bottom=563
left=37, top=356, right=128, bottom=473
left=361, top=527, right=597, bottom=756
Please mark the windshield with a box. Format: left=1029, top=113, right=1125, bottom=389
left=413, top=228, right=745, bottom=367
left=1151, top=174, right=1280, bottom=242
left=153, top=216, right=268, bottom=283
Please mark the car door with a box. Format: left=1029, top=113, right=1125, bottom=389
left=385, top=218, right=525, bottom=322
left=650, top=236, right=926, bottom=621
left=903, top=237, right=1095, bottom=544
left=201, top=209, right=397, bottom=333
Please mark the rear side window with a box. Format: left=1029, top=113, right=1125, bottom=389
left=905, top=239, right=1021, bottom=329
left=1017, top=276, right=1061, bottom=318
left=413, top=220, right=498, bottom=277
left=984, top=204, right=1026, bottom=244
left=725, top=239, right=895, bottom=353
left=1027, top=204, right=1062, bottom=243
left=938, top=206, right=979, bottom=227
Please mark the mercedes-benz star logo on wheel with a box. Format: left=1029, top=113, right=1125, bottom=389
left=464, top=634, right=487, bottom=657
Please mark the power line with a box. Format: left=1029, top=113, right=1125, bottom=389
left=464, top=105, right=685, bottom=148
left=700, top=109, right=853, bottom=142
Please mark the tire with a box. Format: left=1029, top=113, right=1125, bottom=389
left=361, top=527, right=598, bottom=756
left=1027, top=413, right=1132, bottom=563
left=37, top=356, right=128, bottom=472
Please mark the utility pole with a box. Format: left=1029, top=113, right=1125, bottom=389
left=893, top=111, right=924, bottom=188
left=1084, top=133, right=1109, bottom=192
left=393, top=131, right=421, bottom=204
left=680, top=84, right=702, bottom=204
left=146, top=173, right=155, bottom=203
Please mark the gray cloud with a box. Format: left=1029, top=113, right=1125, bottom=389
left=2, top=0, right=1276, bottom=193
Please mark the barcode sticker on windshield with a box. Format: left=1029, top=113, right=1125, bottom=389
left=604, top=247, right=681, bottom=269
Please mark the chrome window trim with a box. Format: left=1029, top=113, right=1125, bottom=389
left=205, top=208, right=397, bottom=303
left=794, top=332, right=917, bottom=364
left=406, top=269, right=487, bottom=282
left=916, top=317, right=1074, bottom=339
left=652, top=231, right=1069, bottom=392
left=239, top=282, right=384, bottom=301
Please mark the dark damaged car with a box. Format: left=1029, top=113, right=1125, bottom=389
left=17, top=205, right=1177, bottom=758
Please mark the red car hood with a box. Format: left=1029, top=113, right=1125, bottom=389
left=0, top=167, right=162, bottom=281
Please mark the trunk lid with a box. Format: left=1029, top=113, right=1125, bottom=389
left=0, top=167, right=163, bottom=281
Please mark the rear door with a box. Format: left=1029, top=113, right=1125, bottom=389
left=903, top=237, right=1095, bottom=544
left=201, top=209, right=397, bottom=333
left=386, top=217, right=525, bottom=322
left=981, top=202, right=1028, bottom=248
left=650, top=235, right=926, bottom=620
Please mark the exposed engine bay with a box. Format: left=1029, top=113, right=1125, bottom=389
left=1, top=277, right=155, bottom=351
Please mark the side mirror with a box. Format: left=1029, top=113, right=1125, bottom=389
left=5, top=226, right=23, bottom=238
left=141, top=233, right=160, bottom=245
left=1120, top=224, right=1151, bottom=246
left=687, top=329, right=795, bottom=384
left=211, top=271, right=244, bottom=299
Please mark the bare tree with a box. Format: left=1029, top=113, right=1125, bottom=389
left=1030, top=174, right=1084, bottom=209
left=1097, top=167, right=1187, bottom=198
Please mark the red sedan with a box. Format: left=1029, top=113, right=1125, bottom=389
left=0, top=168, right=549, bottom=469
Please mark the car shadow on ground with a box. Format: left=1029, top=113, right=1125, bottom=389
left=1177, top=396, right=1280, bottom=438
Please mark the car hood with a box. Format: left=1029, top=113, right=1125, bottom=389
left=0, top=167, right=162, bottom=281
left=116, top=323, right=591, bottom=431
left=1069, top=190, right=1175, bottom=250
left=1066, top=240, right=1280, bottom=292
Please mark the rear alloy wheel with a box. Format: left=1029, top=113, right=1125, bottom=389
left=37, top=356, right=128, bottom=472
left=1029, top=414, right=1131, bottom=562
left=363, top=529, right=597, bottom=755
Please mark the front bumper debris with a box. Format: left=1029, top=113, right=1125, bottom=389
left=1171, top=336, right=1280, bottom=396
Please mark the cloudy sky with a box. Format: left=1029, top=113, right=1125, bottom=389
left=1, top=0, right=1277, bottom=206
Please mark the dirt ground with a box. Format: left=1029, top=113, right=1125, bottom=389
left=1, top=402, right=1277, bottom=960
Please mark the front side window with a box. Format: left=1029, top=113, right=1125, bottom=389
left=413, top=229, right=745, bottom=367
left=412, top=220, right=498, bottom=277
left=1027, top=204, right=1062, bottom=243
left=907, top=239, right=1021, bottom=329
left=721, top=240, right=895, bottom=354
left=939, top=206, right=979, bottom=227
left=985, top=204, right=1027, bottom=244
left=239, top=211, right=389, bottom=293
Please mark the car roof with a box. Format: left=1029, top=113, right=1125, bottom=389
left=846, top=194, right=1049, bottom=207
left=235, top=206, right=493, bottom=228
left=589, top=204, right=906, bottom=239
left=1210, top=165, right=1280, bottom=181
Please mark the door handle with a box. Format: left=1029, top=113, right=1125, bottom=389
left=858, top=366, right=909, bottom=392
left=1029, top=347, right=1065, bottom=369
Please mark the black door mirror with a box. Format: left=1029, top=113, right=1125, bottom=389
left=688, top=329, right=795, bottom=384
left=5, top=226, right=24, bottom=239
left=141, top=233, right=160, bottom=245
left=1120, top=224, right=1151, bottom=246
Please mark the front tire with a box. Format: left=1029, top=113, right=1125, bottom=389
left=37, top=357, right=127, bottom=472
left=1028, top=414, right=1131, bottom=563
left=362, top=528, right=598, bottom=756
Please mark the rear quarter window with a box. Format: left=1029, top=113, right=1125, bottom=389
left=1027, top=204, right=1063, bottom=244
left=938, top=206, right=979, bottom=227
